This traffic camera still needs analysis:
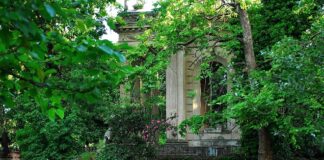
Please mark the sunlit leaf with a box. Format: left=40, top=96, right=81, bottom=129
left=56, top=108, right=65, bottom=119
left=48, top=108, right=56, bottom=121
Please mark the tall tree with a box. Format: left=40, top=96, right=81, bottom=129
left=236, top=1, right=272, bottom=159
left=219, top=1, right=273, bottom=159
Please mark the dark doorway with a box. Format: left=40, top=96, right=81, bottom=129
left=200, top=61, right=227, bottom=114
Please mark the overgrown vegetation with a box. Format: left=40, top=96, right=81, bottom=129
left=96, top=106, right=155, bottom=160
left=0, top=0, right=323, bottom=160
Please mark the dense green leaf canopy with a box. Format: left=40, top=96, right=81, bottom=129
left=0, top=0, right=126, bottom=120
left=0, top=0, right=323, bottom=159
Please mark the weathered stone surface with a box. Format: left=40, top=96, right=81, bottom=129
left=158, top=141, right=239, bottom=159
left=166, top=53, right=180, bottom=139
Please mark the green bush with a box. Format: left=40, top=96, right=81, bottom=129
left=16, top=110, right=85, bottom=159
left=96, top=106, right=155, bottom=160
left=14, top=101, right=107, bottom=160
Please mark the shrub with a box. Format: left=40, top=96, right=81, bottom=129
left=97, top=105, right=174, bottom=160
left=97, top=106, right=154, bottom=160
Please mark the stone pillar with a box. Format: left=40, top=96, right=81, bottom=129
left=166, top=54, right=178, bottom=140
left=177, top=50, right=186, bottom=139
left=166, top=50, right=185, bottom=140
left=120, top=84, right=130, bottom=102
left=151, top=88, right=160, bottom=116
left=192, top=62, right=201, bottom=116
left=132, top=78, right=141, bottom=103
left=140, top=78, right=150, bottom=106
left=226, top=65, right=240, bottom=137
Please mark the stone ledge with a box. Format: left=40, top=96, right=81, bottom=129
left=188, top=139, right=239, bottom=147
left=158, top=142, right=239, bottom=158
left=186, top=132, right=240, bottom=140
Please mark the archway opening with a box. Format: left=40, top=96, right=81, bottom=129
left=200, top=61, right=227, bottom=115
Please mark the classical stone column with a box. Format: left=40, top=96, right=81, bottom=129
left=151, top=88, right=160, bottom=116
left=192, top=61, right=201, bottom=116
left=226, top=65, right=240, bottom=139
left=176, top=50, right=186, bottom=140
left=166, top=54, right=178, bottom=140
left=120, top=84, right=130, bottom=102
left=131, top=78, right=141, bottom=103
left=166, top=50, right=186, bottom=140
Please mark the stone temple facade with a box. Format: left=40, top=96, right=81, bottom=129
left=115, top=11, right=240, bottom=158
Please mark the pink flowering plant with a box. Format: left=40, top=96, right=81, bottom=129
left=142, top=114, right=177, bottom=145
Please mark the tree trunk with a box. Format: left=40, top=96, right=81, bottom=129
left=258, top=127, right=273, bottom=160
left=237, top=5, right=273, bottom=160
left=1, top=131, right=10, bottom=157
left=237, top=5, right=257, bottom=72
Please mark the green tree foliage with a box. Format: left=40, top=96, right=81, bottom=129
left=221, top=17, right=324, bottom=159
left=11, top=90, right=115, bottom=159
left=250, top=0, right=323, bottom=53
left=0, top=0, right=130, bottom=159
left=15, top=109, right=86, bottom=159
left=0, top=0, right=126, bottom=119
